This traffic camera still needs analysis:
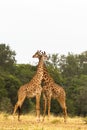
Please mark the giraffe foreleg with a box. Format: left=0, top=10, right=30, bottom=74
left=36, top=94, right=41, bottom=122
left=47, top=96, right=51, bottom=120
left=42, top=94, right=47, bottom=121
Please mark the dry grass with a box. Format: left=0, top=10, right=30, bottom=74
left=0, top=113, right=87, bottom=130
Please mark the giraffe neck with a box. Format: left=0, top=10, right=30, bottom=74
left=32, top=57, right=44, bottom=83
left=43, top=63, right=54, bottom=84
left=37, top=58, right=44, bottom=75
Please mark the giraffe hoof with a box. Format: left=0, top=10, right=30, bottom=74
left=36, top=117, right=40, bottom=123
left=12, top=115, right=15, bottom=121
left=18, top=118, right=21, bottom=122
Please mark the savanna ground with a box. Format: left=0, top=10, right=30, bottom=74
left=0, top=113, right=87, bottom=130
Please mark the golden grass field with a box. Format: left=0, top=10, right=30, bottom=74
left=0, top=113, right=87, bottom=130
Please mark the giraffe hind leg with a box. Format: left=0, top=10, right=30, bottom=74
left=62, top=106, right=67, bottom=123
left=13, top=95, right=26, bottom=121
left=13, top=102, right=19, bottom=116
left=18, top=106, right=21, bottom=121
left=57, top=98, right=67, bottom=123
left=13, top=101, right=21, bottom=121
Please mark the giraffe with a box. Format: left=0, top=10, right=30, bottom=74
left=42, top=64, right=67, bottom=122
left=13, top=50, right=48, bottom=122
left=34, top=51, right=67, bottom=122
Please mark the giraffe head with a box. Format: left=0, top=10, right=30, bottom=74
left=32, top=50, right=48, bottom=61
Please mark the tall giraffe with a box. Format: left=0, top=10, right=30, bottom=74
left=42, top=64, right=67, bottom=122
left=35, top=51, right=67, bottom=122
left=13, top=50, right=47, bottom=121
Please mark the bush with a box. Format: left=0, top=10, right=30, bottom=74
left=0, top=97, right=13, bottom=113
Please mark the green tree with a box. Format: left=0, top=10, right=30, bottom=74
left=4, top=74, right=21, bottom=106
left=0, top=97, right=13, bottom=113
left=48, top=53, right=59, bottom=68
left=78, top=51, right=87, bottom=75
left=14, top=64, right=36, bottom=84
left=0, top=43, right=16, bottom=72
left=66, top=75, right=87, bottom=116
left=0, top=76, right=8, bottom=101
left=59, top=53, right=79, bottom=78
left=46, top=54, right=63, bottom=85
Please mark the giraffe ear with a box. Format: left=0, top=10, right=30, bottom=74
left=42, top=51, right=44, bottom=54
left=40, top=50, right=43, bottom=54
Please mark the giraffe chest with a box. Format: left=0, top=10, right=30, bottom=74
left=26, top=85, right=42, bottom=98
